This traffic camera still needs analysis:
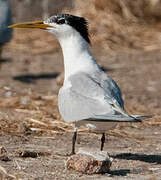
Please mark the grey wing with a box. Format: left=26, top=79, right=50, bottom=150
left=58, top=71, right=128, bottom=123
left=102, top=76, right=124, bottom=108
left=58, top=85, right=114, bottom=122
left=93, top=71, right=124, bottom=108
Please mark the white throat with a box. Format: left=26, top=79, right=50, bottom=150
left=57, top=31, right=99, bottom=84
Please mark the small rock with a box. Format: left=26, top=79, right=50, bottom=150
left=3, top=86, right=11, bottom=91
left=4, top=91, right=12, bottom=98
left=0, top=146, right=11, bottom=161
left=66, top=148, right=112, bottom=174
left=21, top=96, right=30, bottom=105
left=56, top=72, right=64, bottom=87
left=16, top=150, right=51, bottom=158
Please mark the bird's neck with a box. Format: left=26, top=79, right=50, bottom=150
left=58, top=32, right=99, bottom=83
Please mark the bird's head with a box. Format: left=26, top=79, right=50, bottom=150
left=8, top=14, right=90, bottom=44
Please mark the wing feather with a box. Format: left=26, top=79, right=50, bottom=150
left=58, top=71, right=128, bottom=122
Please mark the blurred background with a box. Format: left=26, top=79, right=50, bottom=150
left=8, top=0, right=161, bottom=52
left=9, top=0, right=73, bottom=21
left=0, top=1, right=161, bottom=178
left=0, top=0, right=160, bottom=127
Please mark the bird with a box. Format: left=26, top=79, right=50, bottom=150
left=9, top=14, right=151, bottom=155
left=0, top=0, right=12, bottom=59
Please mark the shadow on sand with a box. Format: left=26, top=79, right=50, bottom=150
left=0, top=58, right=12, bottom=64
left=112, top=153, right=161, bottom=164
left=107, top=153, right=161, bottom=176
left=13, top=72, right=60, bottom=83
left=109, top=169, right=130, bottom=176
left=100, top=66, right=114, bottom=72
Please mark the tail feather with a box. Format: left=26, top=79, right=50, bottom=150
left=131, top=115, right=152, bottom=120
left=86, top=114, right=152, bottom=122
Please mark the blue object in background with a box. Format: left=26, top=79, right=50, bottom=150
left=0, top=0, right=12, bottom=56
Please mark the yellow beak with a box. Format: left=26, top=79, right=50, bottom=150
left=8, top=20, right=52, bottom=29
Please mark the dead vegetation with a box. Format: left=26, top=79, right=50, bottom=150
left=8, top=0, right=161, bottom=55
left=69, top=0, right=161, bottom=52
left=0, top=0, right=161, bottom=179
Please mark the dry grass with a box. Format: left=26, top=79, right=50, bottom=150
left=7, top=0, right=161, bottom=55
left=0, top=1, right=161, bottom=179
left=2, top=0, right=160, bottom=144
left=68, top=0, right=161, bottom=52
left=0, top=86, right=160, bottom=143
left=0, top=87, right=94, bottom=138
left=7, top=29, right=60, bottom=55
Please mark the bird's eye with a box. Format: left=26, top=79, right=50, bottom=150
left=57, top=18, right=65, bottom=24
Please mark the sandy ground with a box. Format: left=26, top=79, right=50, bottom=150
left=0, top=29, right=161, bottom=179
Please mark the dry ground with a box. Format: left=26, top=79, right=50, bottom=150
left=0, top=28, right=161, bottom=179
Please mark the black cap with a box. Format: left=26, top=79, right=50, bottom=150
left=46, top=14, right=90, bottom=44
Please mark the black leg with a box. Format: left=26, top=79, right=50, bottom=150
left=101, top=133, right=105, bottom=151
left=71, top=128, right=77, bottom=155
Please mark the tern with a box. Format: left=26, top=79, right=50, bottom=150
left=9, top=14, right=151, bottom=154
left=0, top=0, right=12, bottom=58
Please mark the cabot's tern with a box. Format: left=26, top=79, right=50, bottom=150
left=9, top=14, right=151, bottom=154
left=0, top=0, right=12, bottom=58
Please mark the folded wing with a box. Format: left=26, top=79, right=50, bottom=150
left=58, top=71, right=151, bottom=122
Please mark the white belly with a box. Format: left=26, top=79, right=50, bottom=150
left=75, top=120, right=117, bottom=133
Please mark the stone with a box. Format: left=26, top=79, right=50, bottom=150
left=66, top=148, right=112, bottom=174
left=0, top=146, right=11, bottom=162
left=56, top=72, right=64, bottom=87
